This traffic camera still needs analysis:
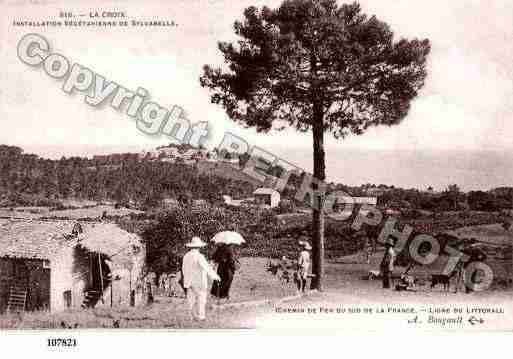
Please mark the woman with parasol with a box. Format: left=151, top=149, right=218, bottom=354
left=210, top=231, right=244, bottom=302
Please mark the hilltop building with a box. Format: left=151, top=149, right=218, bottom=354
left=339, top=196, right=378, bottom=206
left=253, top=188, right=281, bottom=208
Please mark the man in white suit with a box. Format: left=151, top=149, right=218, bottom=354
left=182, top=237, right=220, bottom=320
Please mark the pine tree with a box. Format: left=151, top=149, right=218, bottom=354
left=201, top=0, right=430, bottom=289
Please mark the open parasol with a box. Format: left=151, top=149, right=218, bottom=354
left=211, top=231, right=246, bottom=245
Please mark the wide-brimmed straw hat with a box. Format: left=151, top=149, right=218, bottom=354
left=384, top=237, right=395, bottom=246
left=186, top=236, right=207, bottom=248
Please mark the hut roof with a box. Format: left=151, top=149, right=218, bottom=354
left=77, top=222, right=141, bottom=262
left=0, top=219, right=141, bottom=263
left=0, top=219, right=73, bottom=260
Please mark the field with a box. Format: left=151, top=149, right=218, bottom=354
left=0, top=204, right=143, bottom=220
left=43, top=205, right=144, bottom=220
left=0, top=201, right=511, bottom=330
left=1, top=244, right=511, bottom=329
left=449, top=223, right=513, bottom=246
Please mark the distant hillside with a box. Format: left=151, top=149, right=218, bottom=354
left=197, top=161, right=264, bottom=188
left=0, top=145, right=255, bottom=208
left=3, top=144, right=512, bottom=213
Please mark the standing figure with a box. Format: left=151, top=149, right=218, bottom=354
left=145, top=272, right=156, bottom=304
left=380, top=238, right=396, bottom=289
left=297, top=241, right=312, bottom=293
left=453, top=242, right=467, bottom=293
left=356, top=231, right=373, bottom=264
left=210, top=243, right=238, bottom=301
left=178, top=267, right=188, bottom=296
left=182, top=237, right=220, bottom=321
left=365, top=235, right=375, bottom=265
left=159, top=273, right=168, bottom=296
left=462, top=241, right=487, bottom=293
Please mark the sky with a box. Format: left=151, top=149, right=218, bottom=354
left=1, top=0, right=512, bottom=189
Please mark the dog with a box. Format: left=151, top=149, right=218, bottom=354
left=293, top=271, right=301, bottom=289
left=402, top=274, right=417, bottom=287
left=395, top=274, right=418, bottom=291
left=367, top=270, right=382, bottom=280
left=267, top=257, right=294, bottom=278
left=266, top=261, right=280, bottom=276
left=267, top=259, right=298, bottom=285
left=495, top=278, right=512, bottom=288
left=280, top=270, right=291, bottom=283
left=430, top=271, right=457, bottom=291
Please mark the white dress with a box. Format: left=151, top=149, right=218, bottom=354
left=298, top=250, right=310, bottom=279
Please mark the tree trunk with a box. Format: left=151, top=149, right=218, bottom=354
left=310, top=105, right=325, bottom=291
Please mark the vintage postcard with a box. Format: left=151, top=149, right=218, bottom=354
left=0, top=0, right=512, bottom=341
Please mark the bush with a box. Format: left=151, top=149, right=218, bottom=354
left=140, top=204, right=369, bottom=277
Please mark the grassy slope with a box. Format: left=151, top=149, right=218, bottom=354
left=2, top=254, right=511, bottom=329
left=0, top=207, right=511, bottom=329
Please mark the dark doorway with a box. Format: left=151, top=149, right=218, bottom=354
left=12, top=259, right=29, bottom=288
left=83, top=252, right=112, bottom=308
left=90, top=252, right=111, bottom=291
left=63, top=290, right=72, bottom=309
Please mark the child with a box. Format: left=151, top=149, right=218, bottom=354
left=297, top=241, right=312, bottom=293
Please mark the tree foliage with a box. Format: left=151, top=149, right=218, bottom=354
left=200, top=0, right=430, bottom=137
left=201, top=0, right=430, bottom=289
left=0, top=145, right=255, bottom=208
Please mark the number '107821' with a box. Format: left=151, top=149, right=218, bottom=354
left=47, top=338, right=77, bottom=347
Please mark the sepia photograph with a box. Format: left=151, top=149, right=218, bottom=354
left=0, top=0, right=512, bottom=343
